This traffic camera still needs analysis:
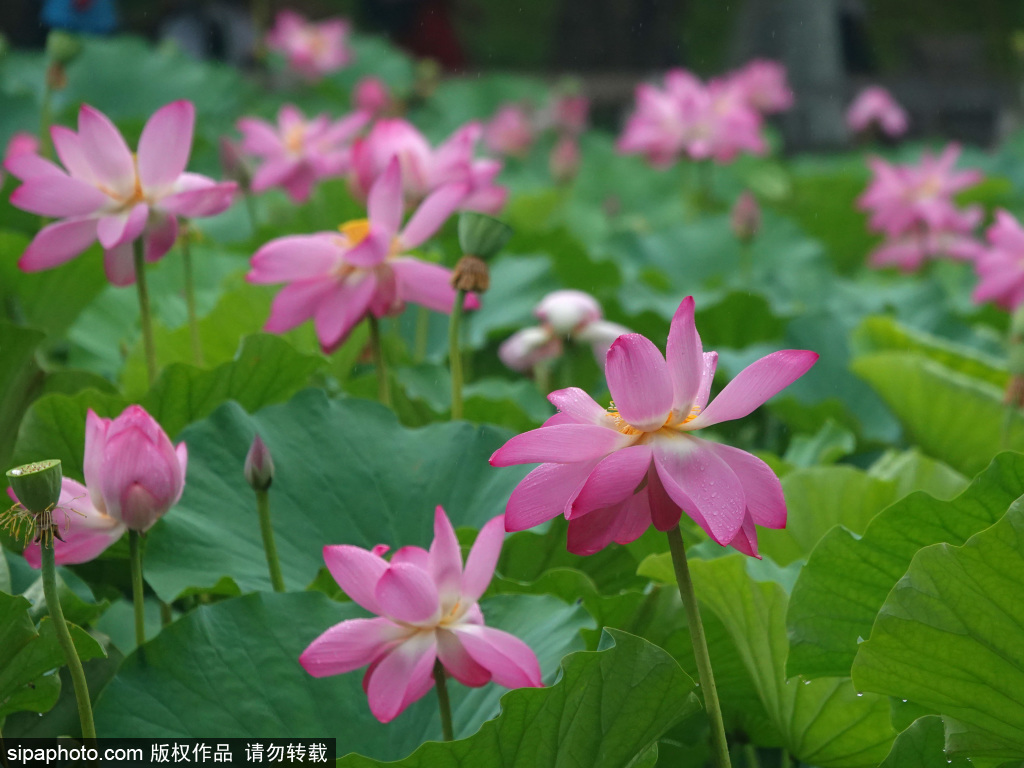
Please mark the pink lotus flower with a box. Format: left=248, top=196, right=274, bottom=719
left=484, top=105, right=534, bottom=157
left=617, top=69, right=766, bottom=167
left=9, top=478, right=126, bottom=568
left=354, top=77, right=393, bottom=117
left=349, top=119, right=507, bottom=214
left=238, top=105, right=368, bottom=203
left=300, top=506, right=542, bottom=723
left=545, top=94, right=589, bottom=136
left=84, top=406, right=188, bottom=531
left=868, top=207, right=985, bottom=272
left=499, top=290, right=629, bottom=372
left=249, top=157, right=477, bottom=353
left=491, top=296, right=817, bottom=557
left=1, top=132, right=40, bottom=186
left=266, top=10, right=353, bottom=81
left=549, top=136, right=581, bottom=184
left=858, top=144, right=981, bottom=239
left=847, top=86, right=908, bottom=138
left=728, top=59, right=794, bottom=114
left=4, top=101, right=237, bottom=286
left=972, top=210, right=1024, bottom=310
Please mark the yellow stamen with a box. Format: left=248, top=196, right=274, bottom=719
left=284, top=124, right=306, bottom=154
left=339, top=218, right=372, bottom=246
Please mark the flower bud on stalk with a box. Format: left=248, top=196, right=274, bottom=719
left=731, top=190, right=761, bottom=243
left=245, top=433, right=275, bottom=492
left=246, top=433, right=284, bottom=591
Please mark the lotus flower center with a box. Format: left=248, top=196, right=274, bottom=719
left=339, top=218, right=371, bottom=246
left=285, top=124, right=307, bottom=154
left=606, top=403, right=702, bottom=435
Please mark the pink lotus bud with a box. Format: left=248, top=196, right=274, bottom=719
left=535, top=290, right=602, bottom=335
left=549, top=136, right=580, bottom=184
left=244, top=433, right=275, bottom=491
left=83, top=406, right=187, bottom=531
left=499, top=327, right=563, bottom=371
left=731, top=191, right=761, bottom=242
left=552, top=94, right=589, bottom=135
left=219, top=137, right=251, bottom=187
left=354, top=77, right=392, bottom=117
left=483, top=105, right=534, bottom=157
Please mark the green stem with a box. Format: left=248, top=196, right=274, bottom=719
left=243, top=190, right=259, bottom=233
left=414, top=305, right=430, bottom=363
left=449, top=289, right=467, bottom=420
left=743, top=743, right=761, bottom=768
left=666, top=525, right=731, bottom=768
left=133, top=239, right=158, bottom=387
left=256, top=489, right=285, bottom=592
left=1001, top=401, right=1016, bottom=450
left=740, top=241, right=752, bottom=285
left=533, top=362, right=551, bottom=396
left=41, top=541, right=97, bottom=740
left=39, top=78, right=54, bottom=160
left=367, top=315, right=391, bottom=408
left=129, top=530, right=146, bottom=648
left=160, top=601, right=173, bottom=627
left=780, top=750, right=792, bottom=768
left=433, top=660, right=454, bottom=742
left=181, top=226, right=203, bottom=367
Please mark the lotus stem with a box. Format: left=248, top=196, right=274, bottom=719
left=433, top=659, right=454, bottom=742
left=666, top=524, right=731, bottom=768
left=181, top=224, right=203, bottom=366
left=133, top=239, right=158, bottom=387
left=129, top=530, right=146, bottom=647
left=41, top=541, right=97, bottom=740
left=449, top=289, right=467, bottom=420
left=414, top=305, right=430, bottom=363
left=256, top=488, right=285, bottom=592
left=367, top=315, right=391, bottom=408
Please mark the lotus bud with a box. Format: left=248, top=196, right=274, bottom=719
left=244, top=433, right=275, bottom=492
left=549, top=136, right=581, bottom=184
left=7, top=460, right=62, bottom=515
left=731, top=191, right=761, bottom=242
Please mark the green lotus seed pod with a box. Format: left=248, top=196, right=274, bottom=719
left=6, top=460, right=62, bottom=514
left=46, top=31, right=83, bottom=65
left=458, top=212, right=513, bottom=261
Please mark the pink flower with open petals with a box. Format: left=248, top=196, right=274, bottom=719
left=249, top=157, right=478, bottom=353
left=491, top=296, right=818, bottom=557
left=238, top=105, right=368, bottom=203
left=728, top=59, right=794, bottom=115
left=4, top=101, right=237, bottom=286
left=349, top=119, right=507, bottom=214
left=972, top=210, right=1024, bottom=310
left=300, top=506, right=542, bottom=724
left=1, top=132, right=40, bottom=186
left=847, top=86, right=908, bottom=138
left=266, top=10, right=352, bottom=81
left=10, top=478, right=126, bottom=568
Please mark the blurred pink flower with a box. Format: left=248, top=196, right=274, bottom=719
left=300, top=506, right=542, bottom=723
left=858, top=144, right=981, bottom=239
left=84, top=406, right=188, bottom=531
left=249, top=158, right=477, bottom=353
left=847, top=86, right=908, bottom=138
left=266, top=10, right=352, bottom=81
left=617, top=69, right=766, bottom=167
left=484, top=105, right=535, bottom=157
left=10, top=478, right=125, bottom=568
left=499, top=290, right=629, bottom=373
left=491, top=296, right=817, bottom=557
left=354, top=77, right=393, bottom=117
left=547, top=94, right=589, bottom=136
left=972, top=210, right=1024, bottom=310
left=731, top=190, right=761, bottom=241
left=549, top=136, right=581, bottom=184
left=238, top=105, right=368, bottom=202
left=728, top=59, right=794, bottom=114
left=5, top=101, right=236, bottom=286
left=868, top=207, right=985, bottom=272
left=1, top=132, right=40, bottom=186
left=349, top=119, right=506, bottom=214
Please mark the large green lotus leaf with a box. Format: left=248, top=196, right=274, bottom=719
left=0, top=232, right=109, bottom=337
left=12, top=334, right=321, bottom=480
left=851, top=502, right=1024, bottom=758
left=142, top=389, right=529, bottom=599
left=0, top=592, right=106, bottom=719
left=687, top=555, right=896, bottom=767
left=879, top=717, right=972, bottom=768
left=758, top=466, right=899, bottom=566
left=853, top=316, right=1007, bottom=389
left=93, top=591, right=591, bottom=759
left=338, top=628, right=697, bottom=768
left=851, top=352, right=1024, bottom=476
left=787, top=452, right=1024, bottom=680
left=782, top=419, right=856, bottom=468
left=867, top=449, right=968, bottom=502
